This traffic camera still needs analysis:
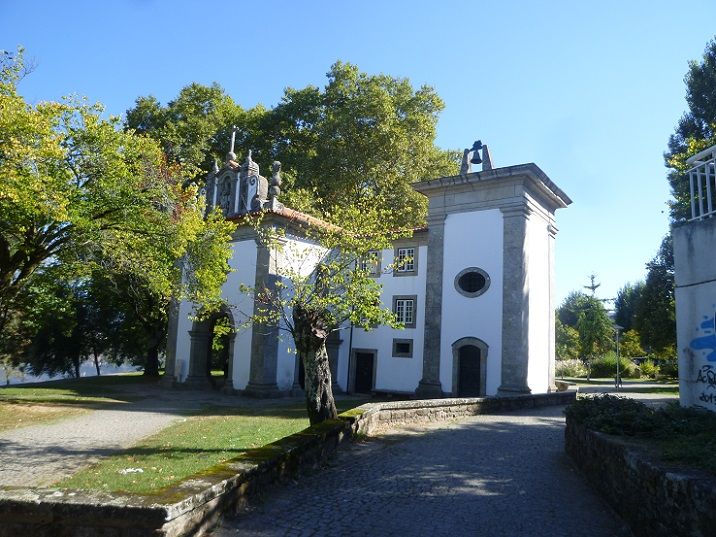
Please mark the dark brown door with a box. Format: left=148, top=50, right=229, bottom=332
left=458, top=345, right=481, bottom=397
left=354, top=352, right=374, bottom=393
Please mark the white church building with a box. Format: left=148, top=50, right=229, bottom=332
left=164, top=142, right=571, bottom=398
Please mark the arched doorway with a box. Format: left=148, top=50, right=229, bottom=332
left=186, top=308, right=235, bottom=390
left=451, top=337, right=488, bottom=397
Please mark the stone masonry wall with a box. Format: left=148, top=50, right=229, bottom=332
left=565, top=418, right=716, bottom=537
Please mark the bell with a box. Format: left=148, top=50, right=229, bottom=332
left=470, top=140, right=483, bottom=165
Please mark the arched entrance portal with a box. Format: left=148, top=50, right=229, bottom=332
left=451, top=337, right=488, bottom=397
left=186, top=308, right=235, bottom=390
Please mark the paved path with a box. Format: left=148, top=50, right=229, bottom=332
left=0, top=385, right=306, bottom=488
left=211, top=405, right=631, bottom=537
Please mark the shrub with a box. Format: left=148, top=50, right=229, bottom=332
left=566, top=395, right=716, bottom=475
left=555, top=359, right=588, bottom=378
left=659, top=358, right=678, bottom=378
left=589, top=352, right=639, bottom=379
left=639, top=359, right=660, bottom=379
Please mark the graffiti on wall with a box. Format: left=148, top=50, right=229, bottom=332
left=691, top=312, right=716, bottom=409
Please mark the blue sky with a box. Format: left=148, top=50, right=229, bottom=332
left=3, top=0, right=715, bottom=305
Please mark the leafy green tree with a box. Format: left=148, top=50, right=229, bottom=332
left=557, top=291, right=613, bottom=375
left=126, top=62, right=460, bottom=228
left=665, top=38, right=716, bottom=221
left=244, top=201, right=406, bottom=424
left=0, top=50, right=235, bottom=373
left=619, top=329, right=645, bottom=358
left=268, top=62, right=460, bottom=227
left=634, top=235, right=676, bottom=357
left=614, top=281, right=645, bottom=332
left=555, top=318, right=580, bottom=360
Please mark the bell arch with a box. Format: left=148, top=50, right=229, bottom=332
left=451, top=337, right=488, bottom=397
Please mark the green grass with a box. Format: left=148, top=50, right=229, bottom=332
left=0, top=373, right=155, bottom=430
left=56, top=398, right=367, bottom=495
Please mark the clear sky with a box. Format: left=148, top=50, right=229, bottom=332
left=3, top=0, right=715, bottom=306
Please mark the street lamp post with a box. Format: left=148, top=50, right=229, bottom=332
left=614, top=324, right=624, bottom=391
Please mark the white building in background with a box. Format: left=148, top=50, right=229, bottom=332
left=164, top=142, right=571, bottom=398
left=674, top=144, right=716, bottom=412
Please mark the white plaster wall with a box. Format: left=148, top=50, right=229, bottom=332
left=350, top=244, right=427, bottom=393
left=676, top=281, right=716, bottom=410
left=172, top=238, right=257, bottom=387
left=174, top=299, right=194, bottom=382
left=526, top=212, right=551, bottom=394
left=224, top=239, right=257, bottom=390
left=274, top=236, right=328, bottom=391
left=439, top=210, right=503, bottom=395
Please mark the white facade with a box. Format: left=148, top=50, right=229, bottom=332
left=166, top=159, right=570, bottom=398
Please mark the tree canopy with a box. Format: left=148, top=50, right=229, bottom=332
left=614, top=281, right=645, bottom=332
left=0, top=49, right=235, bottom=373
left=665, top=38, right=716, bottom=221
left=634, top=235, right=675, bottom=357
left=125, top=62, right=460, bottom=229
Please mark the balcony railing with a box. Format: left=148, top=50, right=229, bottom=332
left=686, top=145, right=716, bottom=221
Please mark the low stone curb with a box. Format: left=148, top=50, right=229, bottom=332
left=565, top=418, right=716, bottom=537
left=0, top=391, right=576, bottom=537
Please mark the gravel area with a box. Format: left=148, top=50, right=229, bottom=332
left=0, top=385, right=308, bottom=488
left=211, top=405, right=631, bottom=537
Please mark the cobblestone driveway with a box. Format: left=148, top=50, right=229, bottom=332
left=211, top=405, right=630, bottom=537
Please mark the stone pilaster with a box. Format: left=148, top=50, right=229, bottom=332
left=547, top=221, right=558, bottom=392
left=244, top=240, right=282, bottom=398
left=160, top=298, right=180, bottom=386
left=183, top=329, right=213, bottom=389
left=415, top=214, right=446, bottom=398
left=498, top=205, right=532, bottom=395
left=221, top=332, right=237, bottom=394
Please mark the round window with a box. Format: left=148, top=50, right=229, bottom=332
left=455, top=267, right=490, bottom=297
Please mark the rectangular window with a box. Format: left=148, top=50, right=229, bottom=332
left=359, top=250, right=381, bottom=276
left=392, top=338, right=413, bottom=358
left=393, top=295, right=417, bottom=328
left=396, top=247, right=415, bottom=273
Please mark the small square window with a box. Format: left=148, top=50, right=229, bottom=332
left=392, top=338, right=413, bottom=358
left=393, top=295, right=417, bottom=328
left=359, top=250, right=381, bottom=276
left=396, top=247, right=415, bottom=273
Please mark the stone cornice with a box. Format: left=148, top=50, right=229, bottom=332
left=413, top=163, right=572, bottom=211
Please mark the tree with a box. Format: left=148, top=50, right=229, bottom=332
left=0, top=50, right=235, bottom=372
left=557, top=291, right=613, bottom=375
left=620, top=329, right=645, bottom=358
left=243, top=202, right=406, bottom=424
left=125, top=63, right=461, bottom=228
left=576, top=296, right=613, bottom=362
left=267, top=62, right=460, bottom=227
left=614, top=281, right=645, bottom=332
left=555, top=318, right=580, bottom=360
left=634, top=235, right=675, bottom=357
left=665, top=38, right=716, bottom=221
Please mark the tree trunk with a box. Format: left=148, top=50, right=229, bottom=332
left=93, top=351, right=101, bottom=376
left=293, top=306, right=337, bottom=425
left=73, top=356, right=80, bottom=379
left=144, top=344, right=160, bottom=377
left=299, top=343, right=338, bottom=425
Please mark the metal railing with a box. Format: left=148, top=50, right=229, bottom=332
left=687, top=145, right=716, bottom=221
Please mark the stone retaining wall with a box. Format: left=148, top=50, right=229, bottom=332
left=565, top=418, right=716, bottom=537
left=0, top=391, right=576, bottom=537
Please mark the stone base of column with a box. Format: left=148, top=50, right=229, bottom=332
left=159, top=373, right=176, bottom=387
left=497, top=384, right=532, bottom=397
left=415, top=379, right=443, bottom=399
left=244, top=382, right=282, bottom=398
left=221, top=380, right=236, bottom=395
left=182, top=375, right=214, bottom=390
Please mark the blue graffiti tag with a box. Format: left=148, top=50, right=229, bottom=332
left=690, top=315, right=716, bottom=362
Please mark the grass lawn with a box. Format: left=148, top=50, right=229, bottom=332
left=56, top=399, right=366, bottom=495
left=0, top=373, right=155, bottom=431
